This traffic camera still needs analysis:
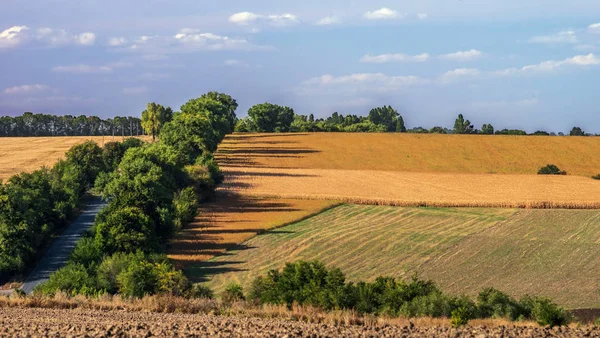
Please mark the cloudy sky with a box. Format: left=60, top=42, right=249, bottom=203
left=1, top=0, right=600, bottom=132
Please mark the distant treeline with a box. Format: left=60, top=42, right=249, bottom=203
left=235, top=104, right=592, bottom=136
left=0, top=112, right=143, bottom=137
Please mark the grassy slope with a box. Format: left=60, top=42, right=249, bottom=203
left=206, top=205, right=600, bottom=309
left=218, top=133, right=600, bottom=177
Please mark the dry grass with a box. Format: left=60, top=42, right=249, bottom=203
left=206, top=205, right=600, bottom=309
left=168, top=193, right=340, bottom=282
left=218, top=133, right=600, bottom=177
left=0, top=136, right=149, bottom=181
left=222, top=167, right=600, bottom=209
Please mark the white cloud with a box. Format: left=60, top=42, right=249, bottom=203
left=528, top=30, right=577, bottom=44
left=588, top=23, right=600, bottom=34
left=439, top=49, right=483, bottom=62
left=52, top=64, right=113, bottom=73
left=417, top=13, right=429, bottom=20
left=3, top=84, right=49, bottom=95
left=0, top=26, right=29, bottom=48
left=316, top=16, right=342, bottom=26
left=438, top=68, right=481, bottom=83
left=229, top=12, right=299, bottom=26
left=35, top=28, right=96, bottom=46
left=361, top=53, right=430, bottom=63
left=364, top=8, right=402, bottom=20
left=299, top=73, right=429, bottom=95
left=174, top=30, right=263, bottom=50
left=123, top=86, right=148, bottom=95
left=495, top=53, right=600, bottom=75
left=108, top=37, right=127, bottom=46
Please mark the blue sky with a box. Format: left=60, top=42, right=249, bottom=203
left=1, top=0, right=600, bottom=133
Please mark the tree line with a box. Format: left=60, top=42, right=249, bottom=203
left=0, top=112, right=142, bottom=137
left=235, top=104, right=592, bottom=136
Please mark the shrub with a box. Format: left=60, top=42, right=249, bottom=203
left=191, top=284, right=214, bottom=299
left=222, top=283, right=245, bottom=304
left=116, top=259, right=158, bottom=298
left=477, top=287, right=526, bottom=320
left=155, top=262, right=190, bottom=296
left=69, top=237, right=102, bottom=267
left=451, top=307, right=472, bottom=327
left=592, top=174, right=600, bottom=180
left=64, top=141, right=104, bottom=189
left=94, top=205, right=157, bottom=254
left=530, top=297, right=570, bottom=327
left=37, top=263, right=95, bottom=296
left=173, top=187, right=199, bottom=231
left=595, top=317, right=600, bottom=326
left=537, top=164, right=566, bottom=175
left=97, top=252, right=132, bottom=293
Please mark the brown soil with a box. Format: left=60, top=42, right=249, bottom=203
left=1, top=307, right=598, bottom=337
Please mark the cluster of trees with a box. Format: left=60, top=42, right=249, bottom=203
left=233, top=103, right=592, bottom=136
left=0, top=138, right=143, bottom=280
left=36, top=91, right=236, bottom=297
left=0, top=113, right=143, bottom=137
left=245, top=261, right=570, bottom=327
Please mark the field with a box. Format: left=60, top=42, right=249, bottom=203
left=168, top=194, right=339, bottom=281
left=217, top=133, right=600, bottom=176
left=206, top=205, right=600, bottom=309
left=0, top=136, right=147, bottom=181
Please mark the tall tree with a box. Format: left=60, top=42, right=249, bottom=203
left=247, top=103, right=295, bottom=132
left=141, top=103, right=173, bottom=141
left=481, top=124, right=495, bottom=135
left=570, top=127, right=585, bottom=136
left=453, top=114, right=474, bottom=134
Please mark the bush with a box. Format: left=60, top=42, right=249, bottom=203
left=37, top=263, right=95, bottom=296
left=477, top=287, right=526, bottom=320
left=70, top=237, right=102, bottom=267
left=592, top=174, right=600, bottom=180
left=191, top=284, right=214, bottom=299
left=173, top=187, right=199, bottom=231
left=537, top=164, right=566, bottom=175
left=530, top=297, right=570, bottom=327
left=97, top=252, right=132, bottom=293
left=64, top=141, right=104, bottom=189
left=222, top=283, right=245, bottom=304
left=94, top=205, right=157, bottom=254
left=451, top=307, right=472, bottom=327
left=116, top=259, right=158, bottom=298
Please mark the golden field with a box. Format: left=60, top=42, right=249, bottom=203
left=218, top=133, right=600, bottom=176
left=0, top=136, right=148, bottom=181
left=168, top=194, right=339, bottom=282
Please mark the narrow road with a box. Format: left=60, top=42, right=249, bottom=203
left=21, top=196, right=106, bottom=294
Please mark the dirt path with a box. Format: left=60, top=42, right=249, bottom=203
left=20, top=196, right=106, bottom=294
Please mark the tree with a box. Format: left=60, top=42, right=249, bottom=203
left=368, top=106, right=402, bottom=132
left=429, top=126, right=447, bottom=134
left=95, top=205, right=157, bottom=254
left=453, top=114, right=474, bottom=134
left=481, top=124, right=494, bottom=135
left=141, top=103, right=173, bottom=141
left=180, top=96, right=232, bottom=141
left=247, top=103, right=295, bottom=132
left=197, top=92, right=238, bottom=131
left=396, top=115, right=406, bottom=133
left=570, top=127, right=585, bottom=136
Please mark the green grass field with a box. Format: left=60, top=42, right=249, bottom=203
left=206, top=204, right=600, bottom=309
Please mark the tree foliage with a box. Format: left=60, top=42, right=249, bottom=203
left=453, top=114, right=474, bottom=134
left=247, top=103, right=295, bottom=132
left=141, top=103, right=173, bottom=141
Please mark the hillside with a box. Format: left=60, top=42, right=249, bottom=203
left=217, top=133, right=600, bottom=176
left=206, top=204, right=600, bottom=309
left=0, top=136, right=148, bottom=181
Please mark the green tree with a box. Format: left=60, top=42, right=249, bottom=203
left=453, top=114, right=474, bottom=134
left=368, top=106, right=400, bottom=132
left=429, top=126, right=447, bottom=134
left=481, top=124, right=494, bottom=135
left=247, top=103, right=295, bottom=132
left=94, top=205, right=157, bottom=254
left=570, top=127, right=585, bottom=136
left=141, top=102, right=173, bottom=141
left=197, top=92, right=239, bottom=131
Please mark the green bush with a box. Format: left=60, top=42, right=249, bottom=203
left=222, top=283, right=245, bottom=304
left=70, top=237, right=102, bottom=267
left=173, top=187, right=199, bottom=231
left=530, top=297, right=570, bottom=327
left=592, top=174, right=600, bottom=180
left=95, top=205, right=157, bottom=254
left=477, top=288, right=527, bottom=320
left=37, top=263, right=95, bottom=296
left=451, top=307, right=472, bottom=327
left=537, top=164, right=566, bottom=175
left=116, top=259, right=158, bottom=298
left=191, top=284, right=214, bottom=299
left=97, top=252, right=132, bottom=293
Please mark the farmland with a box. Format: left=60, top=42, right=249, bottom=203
left=206, top=204, right=600, bottom=309
left=0, top=136, right=147, bottom=181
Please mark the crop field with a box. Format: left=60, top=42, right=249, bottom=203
left=206, top=204, right=600, bottom=309
left=0, top=136, right=147, bottom=181
left=168, top=193, right=339, bottom=282
left=217, top=133, right=600, bottom=176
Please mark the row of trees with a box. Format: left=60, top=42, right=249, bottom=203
left=38, top=92, right=236, bottom=297
left=234, top=104, right=591, bottom=136
left=0, top=138, right=144, bottom=279
left=0, top=113, right=143, bottom=137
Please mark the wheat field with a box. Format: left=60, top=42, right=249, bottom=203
left=0, top=136, right=147, bottom=181
left=206, top=204, right=600, bottom=309
left=218, top=133, right=600, bottom=176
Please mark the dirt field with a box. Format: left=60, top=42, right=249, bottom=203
left=206, top=205, right=600, bottom=309
left=0, top=136, right=147, bottom=181
left=1, top=306, right=597, bottom=337
left=218, top=133, right=600, bottom=176
left=168, top=194, right=339, bottom=282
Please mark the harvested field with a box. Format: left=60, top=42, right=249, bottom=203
left=218, top=133, right=600, bottom=176
left=222, top=167, right=600, bottom=209
left=206, top=205, right=600, bottom=309
left=168, top=193, right=339, bottom=282
left=0, top=136, right=148, bottom=181
left=3, top=306, right=594, bottom=337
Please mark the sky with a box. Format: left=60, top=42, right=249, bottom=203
left=1, top=0, right=600, bottom=133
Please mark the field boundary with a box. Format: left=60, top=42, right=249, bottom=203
left=225, top=191, right=600, bottom=210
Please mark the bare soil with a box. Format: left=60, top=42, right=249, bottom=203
left=1, top=307, right=599, bottom=337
